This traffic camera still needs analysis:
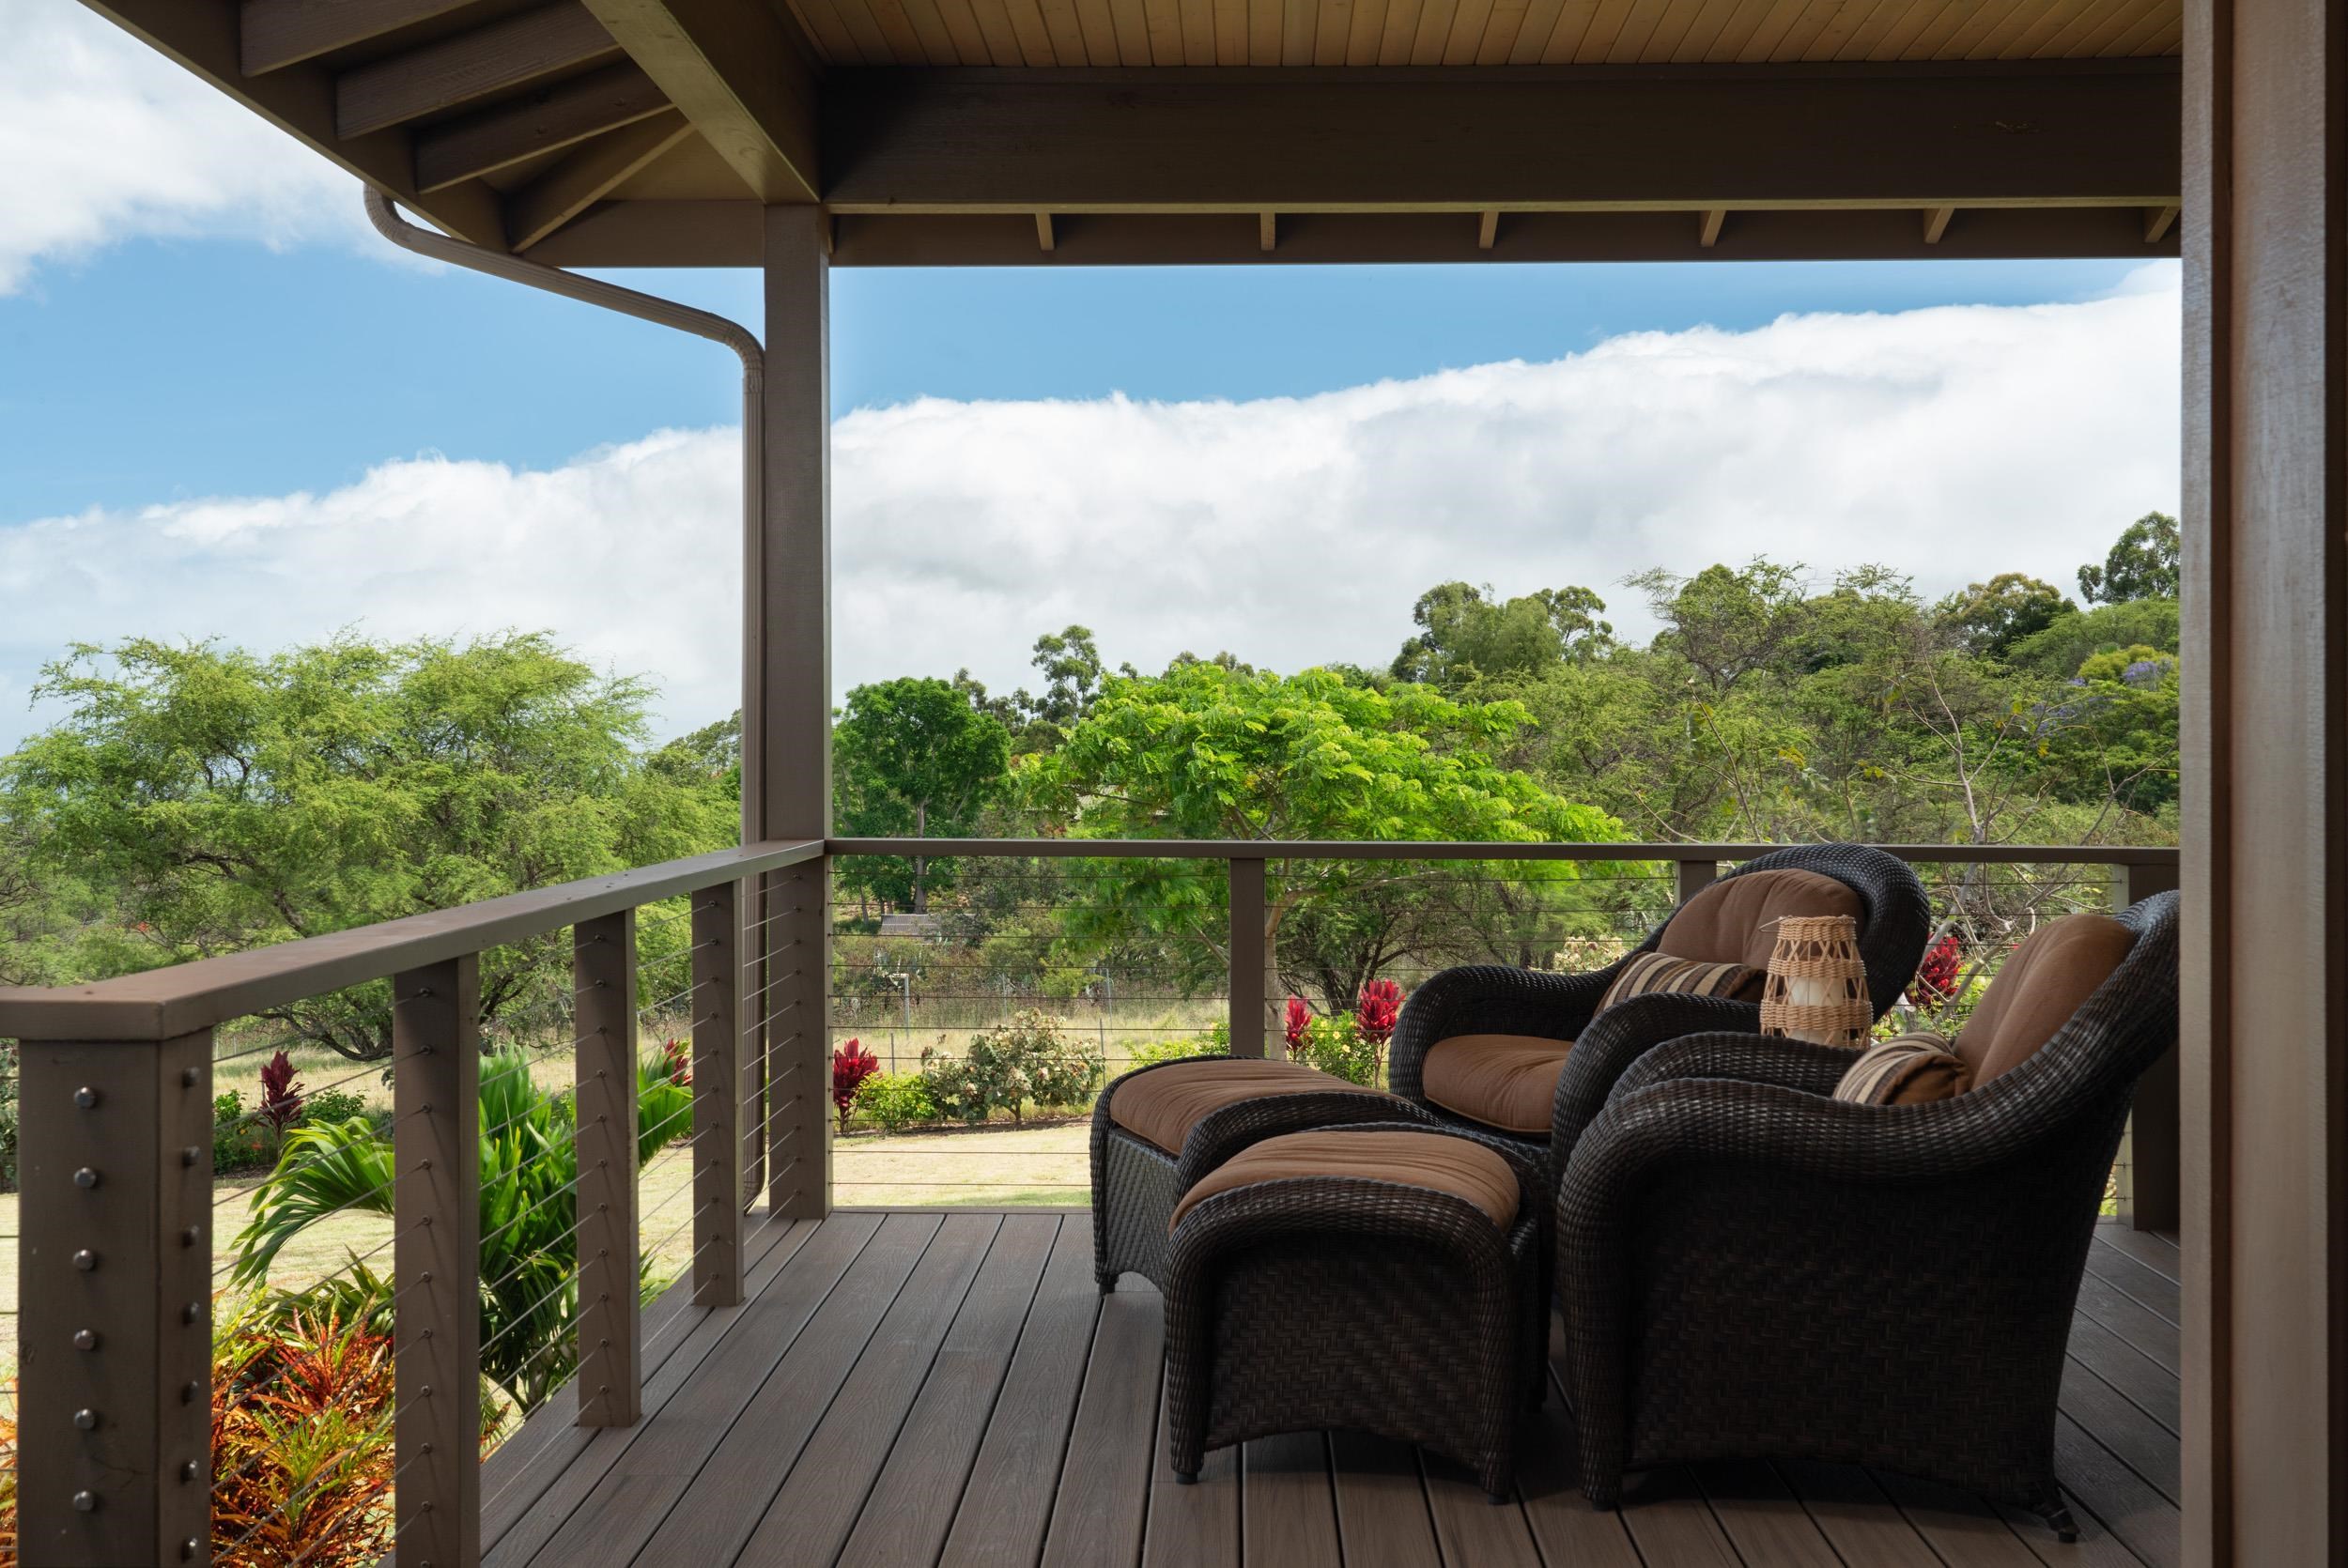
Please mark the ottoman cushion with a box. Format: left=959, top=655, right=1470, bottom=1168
left=1110, top=1057, right=1389, bottom=1156
left=1169, top=1128, right=1521, bottom=1232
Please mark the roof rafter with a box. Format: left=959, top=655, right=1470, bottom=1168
left=414, top=59, right=671, bottom=190
left=335, top=2, right=622, bottom=138
left=580, top=0, right=823, bottom=204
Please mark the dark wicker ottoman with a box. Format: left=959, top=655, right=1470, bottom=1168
left=1091, top=1055, right=1434, bottom=1292
left=1163, top=1123, right=1546, bottom=1501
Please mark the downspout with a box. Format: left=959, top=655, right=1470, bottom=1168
left=361, top=189, right=766, bottom=844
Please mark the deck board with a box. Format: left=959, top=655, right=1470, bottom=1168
left=484, top=1214, right=2179, bottom=1567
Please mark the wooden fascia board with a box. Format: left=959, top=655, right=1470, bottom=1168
left=581, top=0, right=822, bottom=204
left=82, top=0, right=507, bottom=248
left=820, top=64, right=2181, bottom=212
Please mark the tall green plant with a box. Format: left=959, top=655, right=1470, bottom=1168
left=232, top=1050, right=692, bottom=1411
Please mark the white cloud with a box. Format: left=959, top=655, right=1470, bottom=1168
left=0, top=0, right=370, bottom=292
left=0, top=269, right=2181, bottom=748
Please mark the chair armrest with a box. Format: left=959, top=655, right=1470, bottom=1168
left=1607, top=1031, right=1858, bottom=1103
left=1388, top=963, right=1619, bottom=1106
left=1547, top=993, right=1764, bottom=1168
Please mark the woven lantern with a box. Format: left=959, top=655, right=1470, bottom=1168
left=1759, top=914, right=1872, bottom=1048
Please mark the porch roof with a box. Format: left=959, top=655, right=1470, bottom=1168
left=88, top=0, right=2182, bottom=266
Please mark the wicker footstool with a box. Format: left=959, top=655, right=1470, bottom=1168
left=1091, top=1055, right=1431, bottom=1291
left=1163, top=1123, right=1546, bottom=1501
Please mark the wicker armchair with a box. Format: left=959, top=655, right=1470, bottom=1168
left=1387, top=843, right=1932, bottom=1174
left=1554, top=890, right=2181, bottom=1536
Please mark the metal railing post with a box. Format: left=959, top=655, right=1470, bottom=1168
left=17, top=1032, right=211, bottom=1565
left=1675, top=856, right=1719, bottom=905
left=767, top=862, right=831, bottom=1219
left=1228, top=857, right=1268, bottom=1057
left=2121, top=857, right=2182, bottom=1232
left=574, top=911, right=641, bottom=1427
left=394, top=957, right=482, bottom=1568
left=693, top=882, right=743, bottom=1306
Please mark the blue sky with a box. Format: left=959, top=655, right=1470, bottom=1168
left=2, top=244, right=2153, bottom=519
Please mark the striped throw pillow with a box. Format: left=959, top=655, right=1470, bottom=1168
left=1599, top=950, right=1767, bottom=1013
left=1833, top=1032, right=1974, bottom=1105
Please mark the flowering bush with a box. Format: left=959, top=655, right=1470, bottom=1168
left=1911, top=932, right=1964, bottom=1011
left=1356, top=979, right=1404, bottom=1044
left=921, top=1010, right=1105, bottom=1124
left=1284, top=996, right=1311, bottom=1054
left=1128, top=1035, right=1219, bottom=1069
left=852, top=1070, right=937, bottom=1131
left=832, top=1038, right=880, bottom=1133
left=1292, top=1011, right=1381, bottom=1086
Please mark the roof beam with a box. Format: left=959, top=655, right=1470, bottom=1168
left=240, top=0, right=471, bottom=74
left=335, top=2, right=621, bottom=137
left=1478, top=209, right=1499, bottom=249
left=2144, top=201, right=2180, bottom=242
left=580, top=0, right=821, bottom=204
left=823, top=65, right=2180, bottom=213
left=88, top=0, right=506, bottom=247
left=1035, top=212, right=1056, bottom=251
left=1699, top=206, right=1726, bottom=247
left=415, top=60, right=671, bottom=191
left=510, top=108, right=695, bottom=249
left=1259, top=211, right=1276, bottom=251
left=1923, top=203, right=1956, bottom=242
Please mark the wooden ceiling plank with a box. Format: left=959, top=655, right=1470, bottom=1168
left=929, top=0, right=993, bottom=62
left=335, top=3, right=619, bottom=137
left=1995, top=0, right=2116, bottom=54
left=1605, top=0, right=1680, bottom=61
left=865, top=0, right=935, bottom=61
left=1796, top=0, right=1872, bottom=56
left=1501, top=0, right=1566, bottom=60
left=1374, top=0, right=1426, bottom=59
left=1827, top=0, right=1909, bottom=58
left=1667, top=0, right=1745, bottom=58
left=1135, top=0, right=1184, bottom=62
left=1872, top=0, right=1959, bottom=55
left=2031, top=0, right=2142, bottom=56
left=2070, top=0, right=2169, bottom=55
left=1244, top=0, right=1283, bottom=58
left=414, top=59, right=668, bottom=191
left=1737, top=0, right=1813, bottom=59
left=1442, top=0, right=1497, bottom=62
left=1537, top=0, right=1604, bottom=59
left=1901, top=0, right=1983, bottom=54
left=1068, top=0, right=1121, bottom=61
left=1638, top=0, right=1711, bottom=56
left=1570, top=0, right=1640, bottom=60
left=1408, top=0, right=1460, bottom=61
left=2111, top=4, right=2177, bottom=53
left=1281, top=0, right=1318, bottom=61
left=895, top=0, right=966, bottom=62
left=1769, top=0, right=1846, bottom=58
left=1939, top=0, right=2035, bottom=56
left=829, top=0, right=900, bottom=61
left=1317, top=0, right=1356, bottom=61
left=1210, top=0, right=1246, bottom=61
left=1108, top=0, right=1154, bottom=61
left=509, top=106, right=693, bottom=248
left=1706, top=0, right=1778, bottom=57
left=1005, top=0, right=1064, bottom=60
left=95, top=0, right=504, bottom=246
left=579, top=0, right=821, bottom=202
left=1038, top=0, right=1089, bottom=59
left=1473, top=0, right=1532, bottom=61
left=786, top=0, right=865, bottom=62
left=239, top=0, right=471, bottom=74
left=1957, top=0, right=2053, bottom=54
left=1348, top=0, right=1394, bottom=63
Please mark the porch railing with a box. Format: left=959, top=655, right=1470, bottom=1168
left=0, top=836, right=2175, bottom=1564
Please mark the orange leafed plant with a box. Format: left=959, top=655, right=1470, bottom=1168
left=208, top=1305, right=395, bottom=1568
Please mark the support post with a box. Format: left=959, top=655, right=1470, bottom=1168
left=573, top=910, right=641, bottom=1426
left=1228, top=857, right=1268, bottom=1058
left=748, top=203, right=833, bottom=1221
left=2182, top=0, right=2347, bottom=1556
left=693, top=880, right=744, bottom=1307
left=2120, top=859, right=2182, bottom=1234
left=17, top=1033, right=211, bottom=1566
left=394, top=957, right=481, bottom=1568
left=1674, top=857, right=1719, bottom=906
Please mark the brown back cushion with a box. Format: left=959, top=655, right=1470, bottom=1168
left=1108, top=1057, right=1383, bottom=1156
left=1658, top=868, right=1863, bottom=972
left=1954, top=914, right=2136, bottom=1084
left=1169, top=1129, right=1521, bottom=1233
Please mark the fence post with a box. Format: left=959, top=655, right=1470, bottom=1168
left=1228, top=857, right=1268, bottom=1057
left=768, top=861, right=832, bottom=1220
left=1675, top=856, right=1719, bottom=906
left=394, top=956, right=481, bottom=1568
left=2120, top=856, right=2182, bottom=1233
left=17, top=1032, right=211, bottom=1566
left=693, top=881, right=743, bottom=1307
left=574, top=910, right=641, bottom=1427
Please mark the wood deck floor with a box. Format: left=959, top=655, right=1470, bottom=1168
left=478, top=1210, right=2183, bottom=1568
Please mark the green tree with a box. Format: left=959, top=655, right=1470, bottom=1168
left=1628, top=560, right=1813, bottom=693
left=833, top=676, right=1012, bottom=912
left=1389, top=582, right=1612, bottom=687
left=1018, top=662, right=1625, bottom=1011
left=1028, top=625, right=1106, bottom=730
left=2078, top=511, right=2182, bottom=604
left=1937, top=574, right=2078, bottom=659
left=2, top=634, right=732, bottom=1059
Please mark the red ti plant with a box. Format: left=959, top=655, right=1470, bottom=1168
left=1355, top=979, right=1404, bottom=1045
left=1911, top=933, right=1964, bottom=1012
left=1283, top=996, right=1312, bottom=1056
left=658, top=1037, right=692, bottom=1087
left=258, top=1050, right=305, bottom=1149
left=832, top=1038, right=879, bottom=1133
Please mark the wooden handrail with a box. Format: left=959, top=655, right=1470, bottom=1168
left=0, top=839, right=824, bottom=1041
left=826, top=837, right=2183, bottom=866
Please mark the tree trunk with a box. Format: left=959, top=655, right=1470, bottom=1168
left=912, top=800, right=928, bottom=914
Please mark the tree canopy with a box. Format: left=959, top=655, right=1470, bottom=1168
left=833, top=675, right=1012, bottom=911
left=2078, top=511, right=2181, bottom=604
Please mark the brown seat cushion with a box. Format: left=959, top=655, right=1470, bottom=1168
left=1108, top=1057, right=1383, bottom=1156
left=1421, top=1034, right=1574, bottom=1135
left=1833, top=1032, right=1974, bottom=1105
left=1598, top=950, right=1767, bottom=1012
left=1659, top=867, right=1864, bottom=972
left=1169, top=1129, right=1521, bottom=1232
left=1955, top=914, right=2136, bottom=1084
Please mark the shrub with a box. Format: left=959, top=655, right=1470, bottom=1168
left=921, top=1009, right=1105, bottom=1124
left=259, top=1050, right=305, bottom=1142
left=208, top=1303, right=398, bottom=1567
left=656, top=1035, right=691, bottom=1087
left=301, top=1087, right=373, bottom=1129
left=853, top=1070, right=937, bottom=1131
left=833, top=1038, right=880, bottom=1133
left=1292, top=1011, right=1380, bottom=1086
left=213, top=1089, right=274, bottom=1175
left=1126, top=1036, right=1218, bottom=1070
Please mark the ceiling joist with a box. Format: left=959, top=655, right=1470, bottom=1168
left=1923, top=204, right=1957, bottom=242
left=334, top=2, right=620, bottom=138
left=1699, top=207, right=1727, bottom=247
left=415, top=60, right=670, bottom=192
left=2145, top=202, right=2180, bottom=241
left=511, top=108, right=695, bottom=249
left=1478, top=209, right=1499, bottom=249
left=239, top=0, right=471, bottom=74
left=581, top=0, right=821, bottom=204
